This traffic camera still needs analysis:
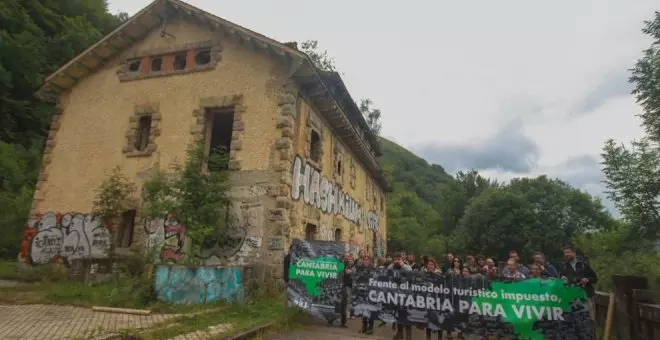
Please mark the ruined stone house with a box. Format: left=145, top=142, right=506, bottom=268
left=21, top=0, right=390, bottom=273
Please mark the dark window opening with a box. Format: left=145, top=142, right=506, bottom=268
left=173, top=54, right=187, bottom=70
left=305, top=223, right=317, bottom=241
left=334, top=228, right=342, bottom=242
left=310, top=130, right=322, bottom=163
left=135, top=115, right=152, bottom=151
left=336, top=159, right=343, bottom=176
left=151, top=57, right=163, bottom=72
left=117, top=210, right=136, bottom=248
left=372, top=231, right=377, bottom=257
left=205, top=109, right=234, bottom=171
left=128, top=59, right=141, bottom=72
left=195, top=49, right=211, bottom=66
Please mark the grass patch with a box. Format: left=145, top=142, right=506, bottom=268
left=0, top=259, right=41, bottom=282
left=0, top=276, right=222, bottom=314
left=136, top=299, right=304, bottom=340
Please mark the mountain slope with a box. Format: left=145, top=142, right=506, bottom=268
left=379, top=138, right=455, bottom=256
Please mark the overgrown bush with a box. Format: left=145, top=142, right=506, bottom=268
left=141, top=140, right=233, bottom=261
left=574, top=224, right=660, bottom=291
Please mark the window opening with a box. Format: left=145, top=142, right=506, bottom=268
left=305, top=223, right=317, bottom=241
left=195, top=49, right=211, bottom=66
left=135, top=115, right=152, bottom=151
left=173, top=53, right=186, bottom=70
left=310, top=130, right=322, bottom=163
left=334, top=228, right=342, bottom=242
left=151, top=57, right=163, bottom=72
left=117, top=210, right=136, bottom=248
left=205, top=108, right=234, bottom=171
left=128, top=59, right=141, bottom=72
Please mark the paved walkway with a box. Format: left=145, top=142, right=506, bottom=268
left=0, top=304, right=179, bottom=339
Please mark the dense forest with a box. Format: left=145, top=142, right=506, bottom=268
left=0, top=1, right=659, bottom=291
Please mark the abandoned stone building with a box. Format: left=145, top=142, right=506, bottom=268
left=21, top=0, right=390, bottom=272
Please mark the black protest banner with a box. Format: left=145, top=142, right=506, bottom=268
left=352, top=268, right=594, bottom=340
left=287, top=238, right=346, bottom=322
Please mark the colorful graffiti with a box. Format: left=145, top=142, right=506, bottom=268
left=153, top=265, right=244, bottom=304
left=144, top=215, right=186, bottom=263
left=22, top=212, right=110, bottom=265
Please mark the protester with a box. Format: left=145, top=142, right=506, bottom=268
left=530, top=263, right=543, bottom=278
left=531, top=251, right=558, bottom=278
left=424, top=258, right=441, bottom=274
left=560, top=246, right=598, bottom=320
left=476, top=255, right=486, bottom=269
left=482, top=258, right=497, bottom=279
left=406, top=252, right=422, bottom=271
left=357, top=256, right=375, bottom=335
left=450, top=256, right=462, bottom=275
left=504, top=259, right=526, bottom=280
left=339, top=252, right=356, bottom=328
left=465, top=255, right=478, bottom=273
left=388, top=252, right=413, bottom=340
left=502, top=250, right=530, bottom=277
left=442, top=251, right=454, bottom=273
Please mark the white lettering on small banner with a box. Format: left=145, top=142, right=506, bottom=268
left=292, top=156, right=362, bottom=225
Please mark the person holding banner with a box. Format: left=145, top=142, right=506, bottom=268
left=560, top=246, right=598, bottom=321
left=387, top=252, right=413, bottom=340
left=340, top=252, right=356, bottom=328
left=357, top=256, right=375, bottom=335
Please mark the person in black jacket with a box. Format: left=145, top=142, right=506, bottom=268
left=559, top=246, right=598, bottom=320
left=339, top=252, right=356, bottom=328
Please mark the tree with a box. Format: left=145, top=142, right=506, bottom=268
left=451, top=176, right=615, bottom=262
left=92, top=167, right=137, bottom=254
left=359, top=98, right=383, bottom=136
left=453, top=187, right=540, bottom=260
left=0, top=0, right=127, bottom=258
left=299, top=40, right=384, bottom=136
left=437, top=170, right=499, bottom=237
left=141, top=141, right=233, bottom=259
left=601, top=11, right=660, bottom=239
left=300, top=40, right=335, bottom=71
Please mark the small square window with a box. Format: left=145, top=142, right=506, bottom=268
left=173, top=54, right=186, bottom=70
left=127, top=59, right=141, bottom=72
left=151, top=57, right=163, bottom=72
left=135, top=115, right=152, bottom=151
left=195, top=49, right=211, bottom=66
left=305, top=223, right=317, bottom=240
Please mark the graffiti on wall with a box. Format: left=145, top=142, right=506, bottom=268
left=144, top=215, right=187, bottom=264
left=292, top=156, right=362, bottom=225
left=319, top=222, right=334, bottom=241
left=154, top=265, right=244, bottom=304
left=145, top=204, right=264, bottom=266
left=366, top=211, right=379, bottom=232
left=23, top=212, right=111, bottom=265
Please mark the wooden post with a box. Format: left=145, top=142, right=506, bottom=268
left=611, top=275, right=648, bottom=340
left=603, top=292, right=615, bottom=340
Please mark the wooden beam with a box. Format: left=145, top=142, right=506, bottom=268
left=117, top=31, right=137, bottom=44
left=74, top=62, right=93, bottom=73
left=103, top=41, right=121, bottom=54
left=88, top=51, right=107, bottom=65
left=60, top=72, right=79, bottom=84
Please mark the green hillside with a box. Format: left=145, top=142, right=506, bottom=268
left=378, top=137, right=454, bottom=257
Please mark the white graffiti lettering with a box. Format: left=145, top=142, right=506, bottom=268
left=292, top=156, right=362, bottom=225
left=367, top=211, right=379, bottom=231
left=29, top=212, right=110, bottom=264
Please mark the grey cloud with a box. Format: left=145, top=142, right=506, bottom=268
left=413, top=119, right=540, bottom=173
left=549, top=154, right=619, bottom=215
left=574, top=71, right=633, bottom=115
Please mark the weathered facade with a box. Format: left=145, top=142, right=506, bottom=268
left=21, top=0, right=390, bottom=273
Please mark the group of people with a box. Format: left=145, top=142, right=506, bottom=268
left=284, top=245, right=598, bottom=340
left=338, top=246, right=598, bottom=340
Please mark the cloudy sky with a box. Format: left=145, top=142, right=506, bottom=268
left=108, top=0, right=658, bottom=213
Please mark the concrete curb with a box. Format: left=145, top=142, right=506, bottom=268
left=224, top=322, right=274, bottom=340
